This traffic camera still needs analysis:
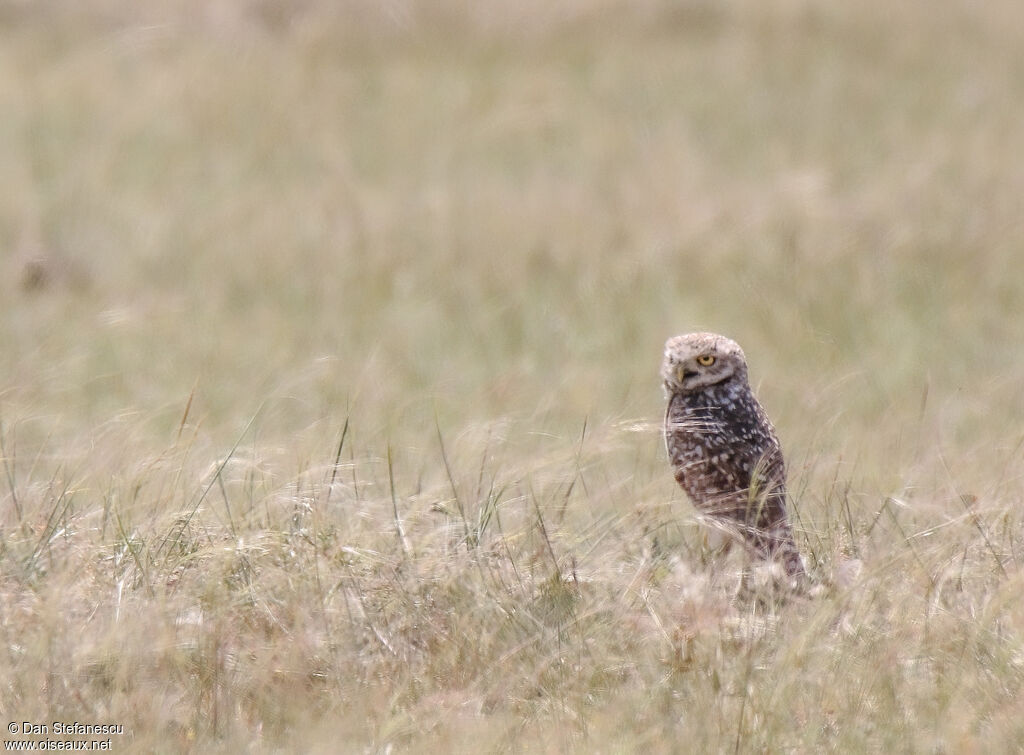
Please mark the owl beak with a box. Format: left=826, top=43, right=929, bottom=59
left=675, top=365, right=697, bottom=382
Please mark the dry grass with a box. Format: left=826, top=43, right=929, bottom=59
left=2, top=0, right=1024, bottom=751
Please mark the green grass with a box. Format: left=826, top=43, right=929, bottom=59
left=2, top=0, right=1024, bottom=751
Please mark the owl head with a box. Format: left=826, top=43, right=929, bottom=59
left=661, top=332, right=749, bottom=394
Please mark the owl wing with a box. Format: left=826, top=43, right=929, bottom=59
left=734, top=432, right=792, bottom=549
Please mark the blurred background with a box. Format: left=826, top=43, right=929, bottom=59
left=1, top=0, right=1023, bottom=521
left=3, top=2, right=1024, bottom=749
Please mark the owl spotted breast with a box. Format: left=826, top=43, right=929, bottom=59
left=661, top=332, right=804, bottom=579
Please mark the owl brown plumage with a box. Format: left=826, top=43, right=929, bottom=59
left=661, top=332, right=804, bottom=579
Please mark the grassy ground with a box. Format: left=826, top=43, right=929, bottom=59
left=2, top=0, right=1024, bottom=751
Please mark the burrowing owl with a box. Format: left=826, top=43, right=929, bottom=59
left=662, top=332, right=804, bottom=578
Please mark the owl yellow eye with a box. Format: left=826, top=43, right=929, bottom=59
left=696, top=354, right=716, bottom=366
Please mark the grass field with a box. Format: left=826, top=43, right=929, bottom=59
left=2, top=0, right=1024, bottom=751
